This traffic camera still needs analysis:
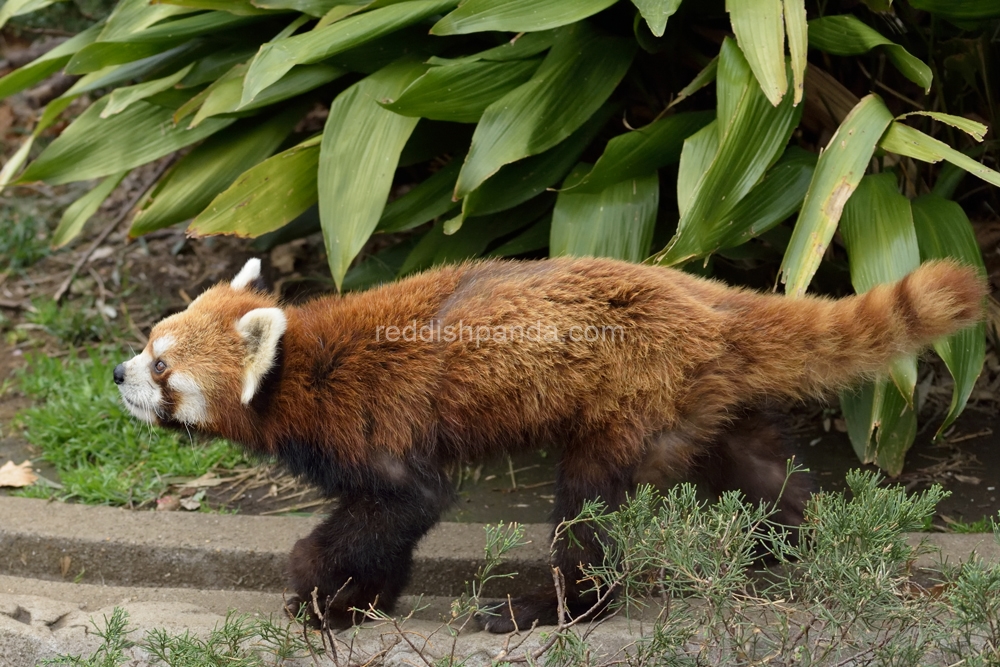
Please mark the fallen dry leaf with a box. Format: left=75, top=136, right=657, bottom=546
left=174, top=472, right=225, bottom=489
left=0, top=460, right=38, bottom=488
left=180, top=497, right=202, bottom=511
left=953, top=474, right=982, bottom=485
left=0, top=103, right=13, bottom=136
left=157, top=495, right=181, bottom=511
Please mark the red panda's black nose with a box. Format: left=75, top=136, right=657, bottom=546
left=113, top=364, right=126, bottom=385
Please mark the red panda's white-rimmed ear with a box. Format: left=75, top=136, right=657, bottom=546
left=231, top=258, right=262, bottom=291
left=236, top=307, right=286, bottom=404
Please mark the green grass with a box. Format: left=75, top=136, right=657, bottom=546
left=42, top=607, right=311, bottom=667
left=946, top=516, right=998, bottom=534
left=15, top=348, right=246, bottom=506
left=26, top=297, right=112, bottom=346
left=0, top=211, right=50, bottom=272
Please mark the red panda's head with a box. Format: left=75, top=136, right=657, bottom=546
left=113, top=259, right=285, bottom=430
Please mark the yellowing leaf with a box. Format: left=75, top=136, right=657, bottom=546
left=779, top=94, right=894, bottom=296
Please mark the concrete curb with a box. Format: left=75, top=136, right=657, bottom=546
left=1, top=496, right=998, bottom=666
left=0, top=496, right=554, bottom=597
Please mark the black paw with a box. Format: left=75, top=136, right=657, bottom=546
left=284, top=592, right=362, bottom=631
left=475, top=587, right=619, bottom=633
left=475, top=595, right=559, bottom=634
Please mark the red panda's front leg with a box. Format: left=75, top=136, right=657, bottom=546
left=286, top=477, right=452, bottom=629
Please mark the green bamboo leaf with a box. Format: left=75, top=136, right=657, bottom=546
left=130, top=107, right=304, bottom=236
left=551, top=164, right=659, bottom=262
left=17, top=94, right=235, bottom=185
left=154, top=0, right=275, bottom=15
left=630, top=0, right=682, bottom=37
left=342, top=237, right=420, bottom=292
left=381, top=59, right=541, bottom=123
left=239, top=63, right=345, bottom=110
left=0, top=0, right=60, bottom=31
left=400, top=196, right=551, bottom=275
left=668, top=141, right=814, bottom=261
left=461, top=101, right=616, bottom=218
left=911, top=194, right=987, bottom=439
left=784, top=0, right=806, bottom=105
left=727, top=0, right=787, bottom=106
left=487, top=214, right=552, bottom=257
left=907, top=0, right=1000, bottom=19
left=880, top=122, right=1000, bottom=188
left=99, top=0, right=197, bottom=41
left=242, top=0, right=456, bottom=106
left=66, top=42, right=181, bottom=75
left=839, top=381, right=877, bottom=464
left=180, top=44, right=258, bottom=87
left=319, top=59, right=426, bottom=289
left=897, top=111, right=988, bottom=142
left=0, top=23, right=101, bottom=101
left=675, top=121, right=718, bottom=220
left=67, top=12, right=265, bottom=74
left=427, top=30, right=556, bottom=66
left=0, top=137, right=34, bottom=188
left=252, top=0, right=343, bottom=16
left=653, top=38, right=801, bottom=266
left=566, top=111, right=713, bottom=195
left=188, top=64, right=250, bottom=124
left=101, top=63, right=194, bottom=117
left=189, top=137, right=320, bottom=238
left=717, top=146, right=816, bottom=249
left=376, top=158, right=462, bottom=233
left=185, top=17, right=328, bottom=123
left=315, top=1, right=378, bottom=28
left=840, top=172, right=920, bottom=403
left=430, top=0, right=617, bottom=35
left=666, top=56, right=717, bottom=110
left=778, top=94, right=894, bottom=296
left=51, top=171, right=129, bottom=248
left=808, top=15, right=932, bottom=92
left=455, top=23, right=634, bottom=198
left=65, top=41, right=206, bottom=98
left=0, top=97, right=73, bottom=188
left=191, top=63, right=345, bottom=126
left=840, top=379, right=916, bottom=475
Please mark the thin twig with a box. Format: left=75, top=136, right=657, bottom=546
left=54, top=156, right=177, bottom=304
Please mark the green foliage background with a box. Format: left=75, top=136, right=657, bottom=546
left=1, top=0, right=998, bottom=474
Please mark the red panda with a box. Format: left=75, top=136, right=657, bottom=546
left=114, top=256, right=985, bottom=633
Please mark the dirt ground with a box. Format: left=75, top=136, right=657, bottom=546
left=1, top=77, right=999, bottom=526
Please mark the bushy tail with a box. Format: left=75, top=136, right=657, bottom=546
left=729, top=260, right=987, bottom=400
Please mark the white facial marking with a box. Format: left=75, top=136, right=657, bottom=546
left=152, top=335, right=175, bottom=358
left=231, top=258, right=262, bottom=291
left=117, top=350, right=163, bottom=423
left=168, top=372, right=208, bottom=425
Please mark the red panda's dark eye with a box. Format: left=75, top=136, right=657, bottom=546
left=154, top=360, right=167, bottom=374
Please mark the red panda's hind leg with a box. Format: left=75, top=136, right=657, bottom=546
left=697, top=410, right=813, bottom=538
left=286, top=475, right=453, bottom=630
left=478, top=428, right=641, bottom=633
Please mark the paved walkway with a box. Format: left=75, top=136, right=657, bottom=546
left=1, top=496, right=997, bottom=666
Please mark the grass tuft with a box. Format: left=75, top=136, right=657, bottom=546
left=15, top=348, right=246, bottom=506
